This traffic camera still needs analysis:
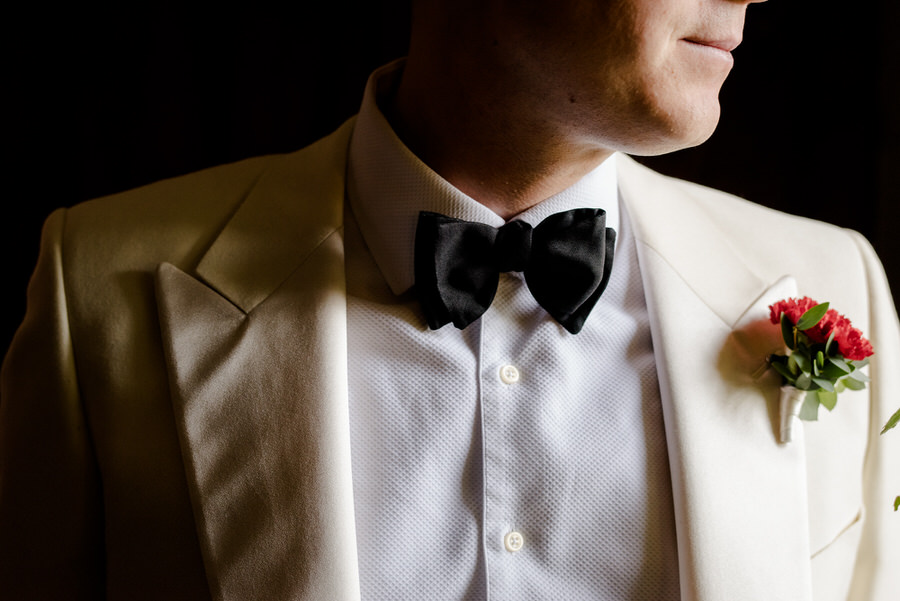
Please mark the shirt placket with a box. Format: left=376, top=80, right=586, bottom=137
left=479, top=272, right=531, bottom=600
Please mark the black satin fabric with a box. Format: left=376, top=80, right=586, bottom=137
left=414, top=208, right=616, bottom=334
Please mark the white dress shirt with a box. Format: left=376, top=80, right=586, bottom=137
left=346, top=61, right=680, bottom=601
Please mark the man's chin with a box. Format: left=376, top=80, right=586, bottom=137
left=624, top=109, right=721, bottom=156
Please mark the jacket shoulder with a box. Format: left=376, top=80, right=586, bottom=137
left=619, top=154, right=859, bottom=261
left=55, top=117, right=354, bottom=273
left=622, top=155, right=844, bottom=235
left=64, top=154, right=284, bottom=261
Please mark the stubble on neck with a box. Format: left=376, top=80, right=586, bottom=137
left=384, top=36, right=613, bottom=220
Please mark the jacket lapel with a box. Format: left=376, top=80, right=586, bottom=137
left=155, top=120, right=361, bottom=601
left=618, top=155, right=813, bottom=601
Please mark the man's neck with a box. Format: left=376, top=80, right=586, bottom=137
left=385, top=54, right=613, bottom=220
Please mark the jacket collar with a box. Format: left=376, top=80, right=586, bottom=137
left=195, top=118, right=355, bottom=312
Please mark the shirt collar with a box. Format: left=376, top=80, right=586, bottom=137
left=347, top=59, right=620, bottom=296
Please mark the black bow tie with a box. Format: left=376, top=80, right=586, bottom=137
left=414, top=208, right=615, bottom=334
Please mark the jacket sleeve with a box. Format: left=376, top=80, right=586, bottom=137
left=846, top=230, right=900, bottom=601
left=0, top=209, right=105, bottom=600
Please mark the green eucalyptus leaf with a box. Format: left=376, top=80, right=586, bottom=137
left=828, top=356, right=851, bottom=374
left=796, top=302, right=829, bottom=330
left=825, top=329, right=836, bottom=354
left=881, top=407, right=900, bottom=434
left=894, top=496, right=899, bottom=512
left=792, top=351, right=811, bottom=373
left=820, top=363, right=848, bottom=380
left=788, top=353, right=800, bottom=376
left=780, top=313, right=795, bottom=349
left=842, top=377, right=865, bottom=391
left=771, top=361, right=796, bottom=384
left=798, top=392, right=820, bottom=421
left=848, top=369, right=870, bottom=383
left=817, top=389, right=838, bottom=410
left=796, top=373, right=812, bottom=390
left=853, top=357, right=870, bottom=369
left=811, top=377, right=835, bottom=392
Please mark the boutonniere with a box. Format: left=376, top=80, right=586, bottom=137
left=766, top=297, right=873, bottom=443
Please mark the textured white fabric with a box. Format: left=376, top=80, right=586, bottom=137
left=346, top=61, right=680, bottom=601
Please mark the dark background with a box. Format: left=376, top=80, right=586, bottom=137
left=4, top=2, right=899, bottom=354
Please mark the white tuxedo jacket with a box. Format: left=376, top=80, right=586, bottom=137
left=1, top=119, right=898, bottom=600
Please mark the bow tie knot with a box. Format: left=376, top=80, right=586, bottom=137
left=414, top=208, right=616, bottom=334
left=493, top=220, right=532, bottom=272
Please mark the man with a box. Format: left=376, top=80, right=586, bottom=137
left=1, top=1, right=897, bottom=600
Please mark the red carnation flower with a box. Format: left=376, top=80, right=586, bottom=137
left=769, top=297, right=873, bottom=361
left=768, top=296, right=817, bottom=326
left=836, top=322, right=874, bottom=361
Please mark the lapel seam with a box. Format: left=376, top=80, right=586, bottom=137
left=255, top=225, right=346, bottom=311
left=180, top=224, right=346, bottom=318
left=194, top=120, right=355, bottom=315
left=635, top=238, right=733, bottom=329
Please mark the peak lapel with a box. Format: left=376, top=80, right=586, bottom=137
left=619, top=156, right=812, bottom=601
left=155, top=121, right=360, bottom=601
left=197, top=119, right=355, bottom=313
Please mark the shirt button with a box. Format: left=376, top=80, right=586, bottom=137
left=504, top=531, right=524, bottom=552
left=499, top=364, right=520, bottom=384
